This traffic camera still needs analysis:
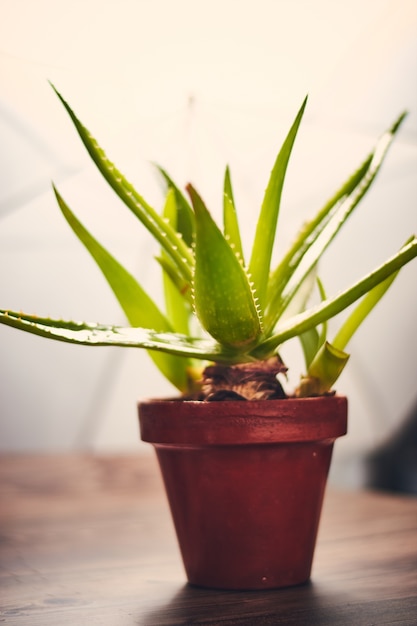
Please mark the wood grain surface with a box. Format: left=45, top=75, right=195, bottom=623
left=1, top=453, right=416, bottom=625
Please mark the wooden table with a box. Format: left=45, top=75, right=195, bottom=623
left=1, top=454, right=416, bottom=625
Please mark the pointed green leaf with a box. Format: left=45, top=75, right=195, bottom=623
left=299, top=328, right=320, bottom=370
left=299, top=280, right=349, bottom=396
left=155, top=255, right=192, bottom=305
left=299, top=276, right=328, bottom=368
left=223, top=166, right=244, bottom=262
left=266, top=154, right=371, bottom=326
left=0, top=310, right=248, bottom=363
left=332, top=269, right=399, bottom=351
left=278, top=267, right=321, bottom=368
left=50, top=83, right=194, bottom=283
left=249, top=96, right=308, bottom=311
left=155, top=165, right=195, bottom=247
left=252, top=236, right=417, bottom=358
left=265, top=111, right=408, bottom=332
left=54, top=186, right=189, bottom=391
left=161, top=189, right=191, bottom=335
left=316, top=277, right=328, bottom=347
left=187, top=184, right=262, bottom=350
left=297, top=341, right=350, bottom=397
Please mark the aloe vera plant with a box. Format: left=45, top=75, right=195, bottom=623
left=1, top=86, right=416, bottom=399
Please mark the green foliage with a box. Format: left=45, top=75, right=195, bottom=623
left=188, top=184, right=262, bottom=350
left=1, top=86, right=416, bottom=396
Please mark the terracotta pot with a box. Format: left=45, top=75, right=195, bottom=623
left=138, top=396, right=347, bottom=590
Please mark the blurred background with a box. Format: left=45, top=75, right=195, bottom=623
left=0, top=0, right=416, bottom=491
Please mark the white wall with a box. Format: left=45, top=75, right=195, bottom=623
left=0, top=0, right=416, bottom=485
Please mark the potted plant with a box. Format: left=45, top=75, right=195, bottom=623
left=1, top=86, right=416, bottom=590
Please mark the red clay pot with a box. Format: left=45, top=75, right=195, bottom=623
left=138, top=396, right=347, bottom=590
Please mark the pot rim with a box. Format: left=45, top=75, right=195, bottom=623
left=139, top=395, right=348, bottom=446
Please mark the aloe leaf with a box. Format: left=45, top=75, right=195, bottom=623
left=187, top=184, right=262, bottom=350
left=248, top=96, right=308, bottom=311
left=299, top=329, right=320, bottom=370
left=0, top=310, right=247, bottom=362
left=252, top=237, right=417, bottom=358
left=300, top=268, right=401, bottom=397
left=266, top=155, right=371, bottom=324
left=297, top=341, right=350, bottom=397
left=50, top=83, right=194, bottom=283
left=54, top=186, right=190, bottom=390
left=161, top=189, right=191, bottom=335
left=155, top=165, right=195, bottom=247
left=278, top=264, right=318, bottom=322
left=315, top=277, right=328, bottom=347
left=299, top=277, right=328, bottom=367
left=155, top=255, right=192, bottom=304
left=332, top=268, right=400, bottom=351
left=265, top=111, right=408, bottom=332
left=223, top=166, right=244, bottom=262
left=54, top=185, right=165, bottom=329
left=300, top=266, right=402, bottom=397
left=278, top=267, right=321, bottom=367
